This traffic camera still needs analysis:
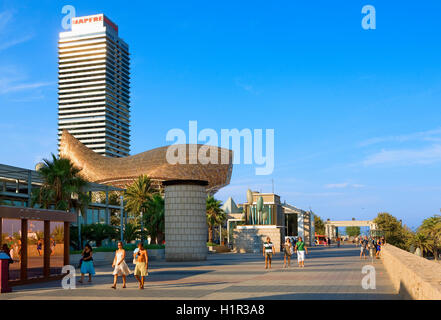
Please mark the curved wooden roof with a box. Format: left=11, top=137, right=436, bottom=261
left=59, top=130, right=233, bottom=193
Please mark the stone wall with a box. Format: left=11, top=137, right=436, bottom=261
left=164, top=182, right=208, bottom=261
left=381, top=244, right=441, bottom=300
left=233, top=226, right=282, bottom=253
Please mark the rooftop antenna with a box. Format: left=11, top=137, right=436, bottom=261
left=272, top=179, right=274, bottom=194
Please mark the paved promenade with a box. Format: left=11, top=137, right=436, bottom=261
left=0, top=245, right=400, bottom=300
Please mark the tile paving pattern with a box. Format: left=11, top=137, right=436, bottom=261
left=0, top=245, right=400, bottom=300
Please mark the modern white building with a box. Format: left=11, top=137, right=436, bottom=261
left=58, top=14, right=130, bottom=157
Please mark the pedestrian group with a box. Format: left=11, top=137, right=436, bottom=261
left=77, top=241, right=149, bottom=290
left=264, top=236, right=309, bottom=269
left=358, top=235, right=385, bottom=259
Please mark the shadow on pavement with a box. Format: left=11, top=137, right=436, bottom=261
left=244, top=292, right=400, bottom=300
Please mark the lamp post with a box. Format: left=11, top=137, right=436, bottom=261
left=257, top=196, right=264, bottom=225
left=120, top=195, right=124, bottom=243
left=246, top=189, right=253, bottom=225
left=78, top=208, right=82, bottom=250
left=140, top=210, right=144, bottom=244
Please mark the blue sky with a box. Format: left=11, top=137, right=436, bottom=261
left=1, top=1, right=441, bottom=229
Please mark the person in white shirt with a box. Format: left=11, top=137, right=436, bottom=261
left=263, top=237, right=276, bottom=269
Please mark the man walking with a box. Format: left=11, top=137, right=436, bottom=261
left=263, top=237, right=275, bottom=269
left=133, top=242, right=148, bottom=289
left=369, top=237, right=376, bottom=258
left=360, top=236, right=368, bottom=259
left=295, top=236, right=308, bottom=268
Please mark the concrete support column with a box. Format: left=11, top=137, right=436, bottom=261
left=77, top=208, right=82, bottom=250
left=227, top=220, right=230, bottom=247
left=164, top=180, right=208, bottom=262
left=43, top=220, right=50, bottom=277
left=64, top=221, right=70, bottom=266
left=21, top=219, right=28, bottom=281
left=27, top=171, right=32, bottom=207
left=105, top=186, right=110, bottom=225
left=303, top=214, right=310, bottom=244
left=297, top=212, right=304, bottom=239
left=310, top=213, right=315, bottom=246
left=219, top=225, right=222, bottom=244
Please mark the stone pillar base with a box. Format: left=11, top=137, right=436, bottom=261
left=233, top=226, right=282, bottom=253
left=165, top=252, right=208, bottom=262
left=164, top=180, right=208, bottom=262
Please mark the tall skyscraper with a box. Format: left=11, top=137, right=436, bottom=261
left=58, top=14, right=130, bottom=157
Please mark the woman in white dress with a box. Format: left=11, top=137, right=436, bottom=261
left=111, top=241, right=131, bottom=289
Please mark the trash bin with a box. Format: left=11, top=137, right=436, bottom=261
left=0, top=252, right=12, bottom=293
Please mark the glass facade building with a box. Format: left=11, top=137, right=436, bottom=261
left=0, top=163, right=125, bottom=285
left=0, top=163, right=123, bottom=226
left=58, top=14, right=130, bottom=157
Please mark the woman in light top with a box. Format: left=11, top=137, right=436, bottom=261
left=111, top=241, right=131, bottom=289
left=50, top=238, right=56, bottom=256
left=283, top=238, right=293, bottom=268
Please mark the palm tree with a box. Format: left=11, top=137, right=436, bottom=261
left=144, top=193, right=165, bottom=245
left=35, top=231, right=44, bottom=242
left=124, top=175, right=155, bottom=243
left=31, top=187, right=55, bottom=209
left=51, top=225, right=65, bottom=243
left=419, top=215, right=441, bottom=260
left=83, top=223, right=117, bottom=247
left=12, top=232, right=21, bottom=241
left=408, top=233, right=433, bottom=257
left=206, top=195, right=226, bottom=244
left=123, top=222, right=141, bottom=243
left=31, top=154, right=88, bottom=211
left=1, top=233, right=7, bottom=244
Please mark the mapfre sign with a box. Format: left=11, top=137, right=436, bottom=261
left=72, top=14, right=118, bottom=33
left=72, top=14, right=103, bottom=26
